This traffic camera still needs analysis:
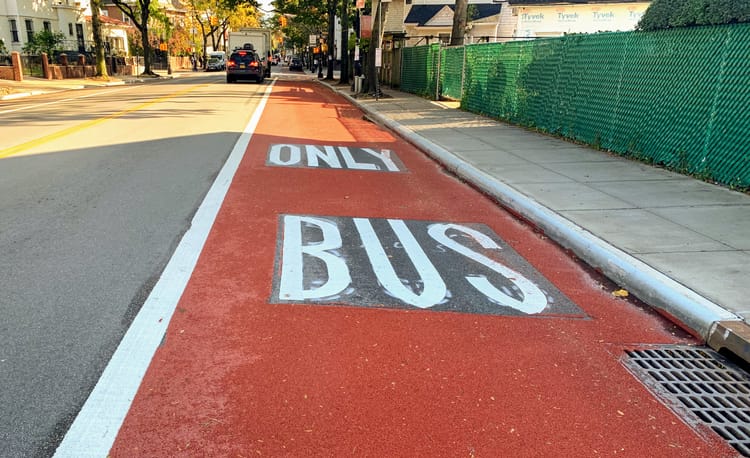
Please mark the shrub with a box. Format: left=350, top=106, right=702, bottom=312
left=638, top=0, right=750, bottom=30
left=23, top=30, right=65, bottom=55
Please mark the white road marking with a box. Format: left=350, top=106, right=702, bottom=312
left=266, top=143, right=405, bottom=171
left=0, top=85, right=135, bottom=115
left=275, top=215, right=553, bottom=314
left=279, top=215, right=352, bottom=300
left=427, top=223, right=548, bottom=313
left=354, top=218, right=447, bottom=308
left=53, top=81, right=275, bottom=457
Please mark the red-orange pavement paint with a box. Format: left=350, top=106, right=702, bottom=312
left=110, top=82, right=735, bottom=457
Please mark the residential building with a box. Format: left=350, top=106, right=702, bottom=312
left=88, top=14, right=130, bottom=55
left=375, top=0, right=650, bottom=87
left=387, top=0, right=512, bottom=47
left=377, top=0, right=650, bottom=49
left=1, top=0, right=132, bottom=56
left=1, top=0, right=87, bottom=53
left=509, top=0, right=650, bottom=38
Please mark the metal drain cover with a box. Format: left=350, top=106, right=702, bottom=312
left=624, top=345, right=750, bottom=456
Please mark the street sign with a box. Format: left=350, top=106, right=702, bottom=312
left=375, top=48, right=382, bottom=67
left=309, top=34, right=317, bottom=46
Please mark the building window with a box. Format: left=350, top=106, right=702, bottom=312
left=25, top=19, right=34, bottom=42
left=68, top=23, right=74, bottom=36
left=43, top=21, right=51, bottom=32
left=109, top=37, right=124, bottom=53
left=10, top=20, right=19, bottom=42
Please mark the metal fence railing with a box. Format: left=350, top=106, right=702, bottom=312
left=20, top=54, right=43, bottom=77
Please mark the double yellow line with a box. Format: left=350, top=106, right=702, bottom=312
left=0, top=83, right=210, bottom=159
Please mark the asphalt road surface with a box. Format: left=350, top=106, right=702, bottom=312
left=0, top=73, right=266, bottom=457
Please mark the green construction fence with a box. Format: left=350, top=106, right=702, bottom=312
left=399, top=24, right=750, bottom=189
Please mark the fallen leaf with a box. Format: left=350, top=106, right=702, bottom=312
left=612, top=289, right=629, bottom=298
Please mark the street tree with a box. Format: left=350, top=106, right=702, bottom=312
left=228, top=4, right=263, bottom=40
left=325, top=0, right=336, bottom=79
left=450, top=0, right=467, bottom=46
left=188, top=0, right=224, bottom=59
left=638, top=0, right=750, bottom=30
left=274, top=0, right=357, bottom=82
left=112, top=0, right=160, bottom=75
left=273, top=0, right=327, bottom=66
left=90, top=0, right=109, bottom=78
left=338, top=0, right=349, bottom=84
left=189, top=0, right=261, bottom=59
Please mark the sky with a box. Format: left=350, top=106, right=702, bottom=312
left=258, top=0, right=275, bottom=16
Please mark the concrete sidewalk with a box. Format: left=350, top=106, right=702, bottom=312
left=322, top=81, right=750, bottom=359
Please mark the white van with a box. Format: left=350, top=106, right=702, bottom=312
left=206, top=51, right=227, bottom=71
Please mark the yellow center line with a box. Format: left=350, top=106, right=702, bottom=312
left=0, top=83, right=211, bottom=159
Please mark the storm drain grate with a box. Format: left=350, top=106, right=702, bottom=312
left=625, top=345, right=750, bottom=456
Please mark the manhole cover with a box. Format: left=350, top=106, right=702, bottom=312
left=624, top=345, right=750, bottom=456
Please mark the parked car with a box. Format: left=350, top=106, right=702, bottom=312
left=206, top=51, right=226, bottom=71
left=289, top=57, right=304, bottom=71
left=226, top=46, right=265, bottom=83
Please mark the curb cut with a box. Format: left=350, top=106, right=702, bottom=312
left=318, top=80, right=742, bottom=347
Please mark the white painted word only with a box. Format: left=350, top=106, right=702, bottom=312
left=267, top=144, right=405, bottom=172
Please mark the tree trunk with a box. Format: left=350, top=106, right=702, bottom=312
left=90, top=0, right=109, bottom=78
left=450, top=0, right=468, bottom=46
left=339, top=0, right=349, bottom=84
left=140, top=8, right=153, bottom=75
left=326, top=0, right=336, bottom=79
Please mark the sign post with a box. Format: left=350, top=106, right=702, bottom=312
left=374, top=47, right=382, bottom=101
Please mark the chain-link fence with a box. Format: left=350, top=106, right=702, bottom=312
left=398, top=23, right=750, bottom=189
left=439, top=46, right=464, bottom=101
left=400, top=44, right=440, bottom=98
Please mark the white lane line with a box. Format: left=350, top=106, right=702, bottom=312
left=53, top=80, right=276, bottom=458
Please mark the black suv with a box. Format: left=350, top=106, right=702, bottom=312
left=227, top=45, right=265, bottom=83
left=289, top=57, right=304, bottom=71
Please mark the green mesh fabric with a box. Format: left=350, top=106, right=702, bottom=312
left=440, top=47, right=465, bottom=100
left=400, top=24, right=750, bottom=188
left=400, top=44, right=440, bottom=97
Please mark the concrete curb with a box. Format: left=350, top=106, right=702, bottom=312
left=1, top=90, right=50, bottom=100
left=321, top=81, right=740, bottom=342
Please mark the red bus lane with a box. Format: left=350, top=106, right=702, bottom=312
left=110, top=81, right=734, bottom=456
